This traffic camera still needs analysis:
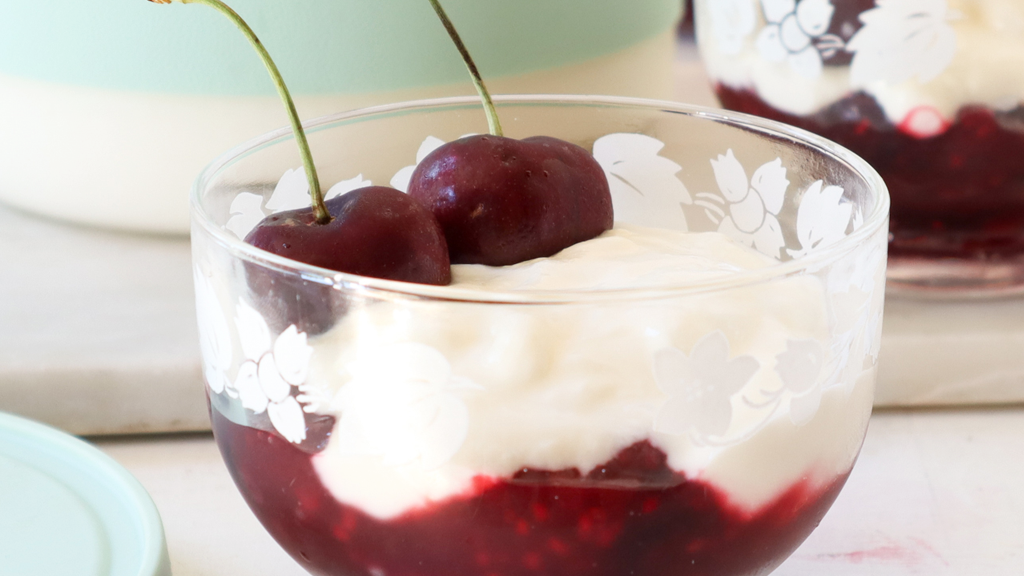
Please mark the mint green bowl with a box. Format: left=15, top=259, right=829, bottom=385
left=0, top=0, right=682, bottom=233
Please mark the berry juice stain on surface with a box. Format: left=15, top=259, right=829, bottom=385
left=213, top=410, right=849, bottom=576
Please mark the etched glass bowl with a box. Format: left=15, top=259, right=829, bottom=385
left=191, top=95, right=889, bottom=576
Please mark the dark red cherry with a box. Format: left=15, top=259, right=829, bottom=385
left=245, top=186, right=451, bottom=285
left=154, top=1, right=452, bottom=334
left=242, top=186, right=450, bottom=335
left=407, top=134, right=613, bottom=266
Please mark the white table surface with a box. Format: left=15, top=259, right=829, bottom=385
left=94, top=406, right=1024, bottom=576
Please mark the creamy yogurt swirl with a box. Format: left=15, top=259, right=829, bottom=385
left=306, top=226, right=872, bottom=519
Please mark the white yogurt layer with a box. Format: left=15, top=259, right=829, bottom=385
left=697, top=0, right=1024, bottom=127
left=450, top=226, right=773, bottom=291
left=308, top=226, right=873, bottom=520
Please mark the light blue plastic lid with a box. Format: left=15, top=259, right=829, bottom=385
left=0, top=412, right=171, bottom=576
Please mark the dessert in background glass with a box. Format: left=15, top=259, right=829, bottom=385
left=191, top=95, right=888, bottom=576
left=695, top=0, right=1024, bottom=294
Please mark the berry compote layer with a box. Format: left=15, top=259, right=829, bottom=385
left=213, top=408, right=850, bottom=576
left=715, top=85, right=1024, bottom=262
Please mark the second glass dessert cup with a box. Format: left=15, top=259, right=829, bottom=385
left=694, top=0, right=1024, bottom=295
left=191, top=95, right=889, bottom=576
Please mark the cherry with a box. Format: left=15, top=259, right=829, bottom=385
left=411, top=0, right=614, bottom=266
left=408, top=134, right=612, bottom=265
left=155, top=0, right=452, bottom=286
left=156, top=0, right=453, bottom=335
left=242, top=187, right=449, bottom=335
left=245, top=187, right=450, bottom=285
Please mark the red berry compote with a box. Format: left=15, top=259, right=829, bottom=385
left=214, top=410, right=851, bottom=576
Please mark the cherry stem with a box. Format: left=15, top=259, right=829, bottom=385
left=149, top=0, right=329, bottom=224
left=427, top=0, right=503, bottom=138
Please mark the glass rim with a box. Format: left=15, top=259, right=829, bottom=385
left=191, top=94, right=890, bottom=304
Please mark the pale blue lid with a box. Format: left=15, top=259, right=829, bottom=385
left=0, top=412, right=171, bottom=576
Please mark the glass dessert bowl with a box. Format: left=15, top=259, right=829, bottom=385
left=191, top=95, right=889, bottom=576
left=694, top=0, right=1024, bottom=295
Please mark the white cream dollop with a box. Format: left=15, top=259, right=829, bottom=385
left=308, top=226, right=872, bottom=520
left=451, top=226, right=773, bottom=291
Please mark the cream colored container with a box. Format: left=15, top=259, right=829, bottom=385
left=0, top=0, right=682, bottom=234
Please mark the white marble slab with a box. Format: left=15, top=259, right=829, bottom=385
left=0, top=204, right=207, bottom=434
left=94, top=407, right=1024, bottom=575
left=877, top=296, right=1024, bottom=406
